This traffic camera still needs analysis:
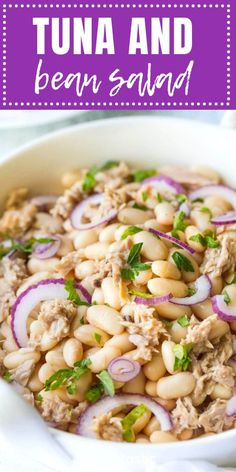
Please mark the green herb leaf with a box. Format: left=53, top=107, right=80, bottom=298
left=188, top=287, right=197, bottom=296
left=133, top=169, right=156, bottom=183
left=173, top=343, right=193, bottom=371
left=45, top=359, right=91, bottom=392
left=100, top=160, right=119, bottom=171
left=3, top=371, right=12, bottom=383
left=189, top=234, right=206, bottom=246
left=132, top=203, right=148, bottom=211
left=200, top=207, right=212, bottom=218
left=205, top=235, right=219, bottom=248
left=142, top=191, right=148, bottom=202
left=177, top=315, right=190, bottom=327
left=176, top=194, right=187, bottom=204
left=121, top=404, right=148, bottom=442
left=171, top=229, right=181, bottom=240
left=121, top=226, right=143, bottom=240
left=96, top=370, right=115, bottom=397
left=192, top=198, right=204, bottom=203
left=127, top=243, right=143, bottom=266
left=65, top=279, right=89, bottom=306
left=157, top=193, right=163, bottom=203
left=129, top=289, right=153, bottom=299
left=94, top=332, right=102, bottom=345
left=82, top=165, right=97, bottom=192
left=173, top=211, right=187, bottom=232
left=36, top=393, right=43, bottom=403
left=85, top=383, right=104, bottom=403
left=120, top=268, right=136, bottom=281
left=172, top=251, right=194, bottom=272
left=223, top=290, right=231, bottom=305
left=161, top=319, right=173, bottom=328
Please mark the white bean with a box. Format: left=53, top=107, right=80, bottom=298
left=105, top=332, right=135, bottom=354
left=118, top=207, right=152, bottom=225
left=74, top=229, right=98, bottom=249
left=133, top=231, right=168, bottom=261
left=148, top=278, right=188, bottom=298
left=122, top=369, right=146, bottom=394
left=87, top=305, right=124, bottom=335
left=84, top=242, right=109, bottom=260
left=143, top=353, right=166, bottom=381
left=154, top=202, right=175, bottom=226
left=156, top=372, right=195, bottom=399
left=150, top=431, right=177, bottom=443
left=3, top=348, right=41, bottom=369
left=91, top=288, right=104, bottom=305
left=161, top=340, right=177, bottom=374
left=152, top=260, right=181, bottom=280
left=89, top=346, right=121, bottom=373
left=99, top=224, right=118, bottom=243
left=27, top=257, right=59, bottom=274
left=63, top=338, right=83, bottom=367
left=38, top=363, right=55, bottom=384
left=101, top=277, right=121, bottom=310
left=74, top=324, right=110, bottom=347
left=156, top=302, right=191, bottom=320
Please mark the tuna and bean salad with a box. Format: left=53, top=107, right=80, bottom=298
left=1, top=161, right=236, bottom=444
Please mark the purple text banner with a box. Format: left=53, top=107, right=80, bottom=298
left=1, top=0, right=235, bottom=109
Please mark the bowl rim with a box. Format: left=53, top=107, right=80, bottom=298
left=1, top=114, right=235, bottom=168
left=2, top=114, right=236, bottom=450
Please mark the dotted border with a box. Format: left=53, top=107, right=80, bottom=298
left=2, top=2, right=231, bottom=108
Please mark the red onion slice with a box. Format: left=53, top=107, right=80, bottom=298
left=108, top=357, right=140, bottom=382
left=11, top=278, right=91, bottom=348
left=212, top=295, right=236, bottom=321
left=31, top=195, right=58, bottom=208
left=211, top=211, right=236, bottom=226
left=142, top=175, right=185, bottom=195
left=77, top=393, right=172, bottom=438
left=70, top=194, right=118, bottom=230
left=134, top=293, right=172, bottom=305
left=189, top=185, right=236, bottom=209
left=149, top=228, right=195, bottom=255
left=226, top=393, right=236, bottom=416
left=170, top=275, right=211, bottom=306
left=32, top=236, right=61, bottom=260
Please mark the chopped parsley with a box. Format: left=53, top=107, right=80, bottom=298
left=100, top=160, right=119, bottom=171
left=94, top=332, right=102, bottom=345
left=172, top=251, right=194, bottom=272
left=133, top=169, right=156, bottom=183
left=188, top=287, right=197, bottom=296
left=121, top=243, right=151, bottom=281
left=82, top=165, right=98, bottom=192
left=192, top=197, right=204, bottom=203
left=85, top=370, right=115, bottom=403
left=36, top=394, right=43, bottom=403
left=45, top=359, right=91, bottom=393
left=173, top=344, right=193, bottom=371
left=132, top=203, right=148, bottom=211
left=177, top=315, right=190, bottom=327
left=161, top=319, right=173, bottom=329
left=176, top=194, right=187, bottom=204
left=173, top=211, right=187, bottom=232
left=189, top=231, right=219, bottom=249
left=96, top=370, right=115, bottom=397
left=129, top=289, right=153, bottom=299
left=223, top=290, right=231, bottom=305
left=121, top=226, right=143, bottom=240
left=142, top=191, right=148, bottom=202
left=65, top=279, right=90, bottom=306
left=3, top=371, right=12, bottom=383
left=85, top=383, right=104, bottom=403
left=200, top=207, right=212, bottom=218
left=121, top=404, right=148, bottom=442
left=156, top=193, right=163, bottom=203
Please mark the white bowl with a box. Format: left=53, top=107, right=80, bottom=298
left=1, top=116, right=236, bottom=470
